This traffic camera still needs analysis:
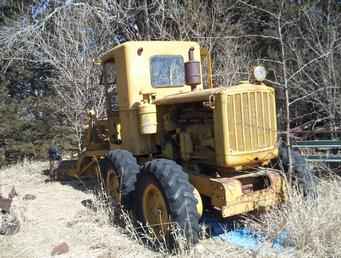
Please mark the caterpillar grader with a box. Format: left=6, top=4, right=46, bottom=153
left=53, top=41, right=287, bottom=244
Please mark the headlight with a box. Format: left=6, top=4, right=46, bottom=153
left=253, top=66, right=267, bottom=82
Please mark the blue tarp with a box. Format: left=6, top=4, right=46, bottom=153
left=202, top=216, right=289, bottom=252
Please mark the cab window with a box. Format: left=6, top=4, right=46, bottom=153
left=150, top=55, right=184, bottom=87
left=102, top=62, right=118, bottom=112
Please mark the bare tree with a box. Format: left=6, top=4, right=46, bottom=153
left=0, top=1, right=128, bottom=149
left=0, top=0, right=247, bottom=150
left=5, top=0, right=339, bottom=166
left=234, top=0, right=341, bottom=181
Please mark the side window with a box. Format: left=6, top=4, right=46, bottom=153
left=103, top=62, right=118, bottom=112
left=103, top=61, right=116, bottom=86
left=150, top=55, right=184, bottom=87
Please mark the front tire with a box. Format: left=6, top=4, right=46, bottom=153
left=101, top=150, right=140, bottom=209
left=135, top=159, right=200, bottom=245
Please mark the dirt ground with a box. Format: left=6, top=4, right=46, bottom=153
left=1, top=162, right=252, bottom=258
left=0, top=162, right=160, bottom=258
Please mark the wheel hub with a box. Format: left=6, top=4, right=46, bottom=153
left=142, top=183, right=169, bottom=236
left=106, top=168, right=121, bottom=204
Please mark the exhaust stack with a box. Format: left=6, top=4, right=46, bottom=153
left=185, top=47, right=201, bottom=91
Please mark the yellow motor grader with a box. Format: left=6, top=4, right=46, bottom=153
left=54, top=41, right=287, bottom=243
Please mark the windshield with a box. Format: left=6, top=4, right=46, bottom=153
left=150, top=55, right=184, bottom=87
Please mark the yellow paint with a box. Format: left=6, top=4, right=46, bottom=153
left=156, top=82, right=278, bottom=170
left=193, top=187, right=203, bottom=218
left=142, top=183, right=170, bottom=236
left=106, top=170, right=120, bottom=203
left=214, top=83, right=278, bottom=170
left=138, top=103, right=157, bottom=134
left=200, top=48, right=213, bottom=89
left=190, top=169, right=285, bottom=218
left=97, top=41, right=202, bottom=155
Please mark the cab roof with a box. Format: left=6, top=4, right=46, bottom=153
left=95, top=40, right=200, bottom=64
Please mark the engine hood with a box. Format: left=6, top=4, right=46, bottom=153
left=154, top=83, right=269, bottom=105
left=155, top=87, right=225, bottom=105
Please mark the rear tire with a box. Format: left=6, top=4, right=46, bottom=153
left=135, top=159, right=200, bottom=245
left=279, top=143, right=317, bottom=196
left=101, top=150, right=140, bottom=208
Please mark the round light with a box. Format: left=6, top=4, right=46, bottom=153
left=253, top=66, right=267, bottom=81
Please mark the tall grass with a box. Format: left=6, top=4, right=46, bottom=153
left=102, top=175, right=341, bottom=257
left=246, top=176, right=341, bottom=258
left=89, top=175, right=193, bottom=255
left=89, top=189, right=247, bottom=258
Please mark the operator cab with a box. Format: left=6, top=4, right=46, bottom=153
left=96, top=41, right=210, bottom=155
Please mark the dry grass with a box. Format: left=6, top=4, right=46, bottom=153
left=245, top=176, right=341, bottom=258
left=1, top=161, right=341, bottom=258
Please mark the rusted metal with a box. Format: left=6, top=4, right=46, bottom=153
left=51, top=242, right=69, bottom=256
left=185, top=47, right=201, bottom=90
left=22, top=194, right=36, bottom=200
left=0, top=197, right=12, bottom=213
left=0, top=187, right=17, bottom=213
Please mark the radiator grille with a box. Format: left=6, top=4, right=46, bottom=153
left=226, top=90, right=276, bottom=152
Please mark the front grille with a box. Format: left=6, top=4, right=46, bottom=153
left=225, top=90, right=276, bottom=152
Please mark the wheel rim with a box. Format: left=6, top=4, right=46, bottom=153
left=106, top=167, right=120, bottom=203
left=142, top=183, right=169, bottom=236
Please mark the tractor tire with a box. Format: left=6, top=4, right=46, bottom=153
left=291, top=149, right=318, bottom=197
left=102, top=150, right=140, bottom=209
left=135, top=159, right=200, bottom=245
left=279, top=143, right=317, bottom=196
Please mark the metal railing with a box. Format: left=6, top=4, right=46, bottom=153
left=291, top=129, right=341, bottom=171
